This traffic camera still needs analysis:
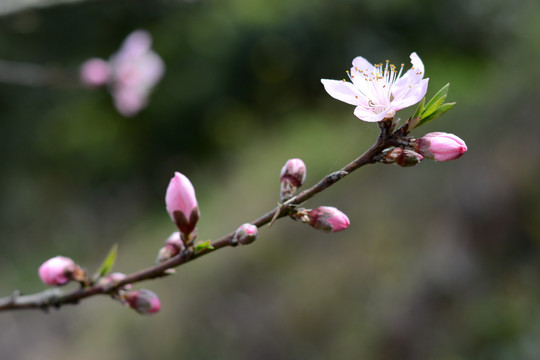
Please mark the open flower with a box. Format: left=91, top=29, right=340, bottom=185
left=80, top=29, right=165, bottom=117
left=321, top=52, right=429, bottom=122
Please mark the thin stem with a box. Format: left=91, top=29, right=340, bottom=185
left=0, top=123, right=399, bottom=312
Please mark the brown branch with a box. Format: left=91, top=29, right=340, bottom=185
left=0, top=120, right=401, bottom=312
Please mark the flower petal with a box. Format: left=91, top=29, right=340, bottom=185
left=351, top=56, right=376, bottom=75
left=391, top=78, right=429, bottom=111
left=353, top=106, right=390, bottom=122
left=321, top=79, right=364, bottom=106
left=393, top=52, right=425, bottom=97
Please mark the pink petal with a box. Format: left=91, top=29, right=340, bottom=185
left=351, top=56, right=376, bottom=75
left=113, top=88, right=147, bottom=117
left=321, top=79, right=363, bottom=106
left=117, top=30, right=152, bottom=61
left=391, top=78, right=429, bottom=111
left=353, top=106, right=391, bottom=122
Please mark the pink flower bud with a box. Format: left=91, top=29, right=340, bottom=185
left=38, top=256, right=77, bottom=286
left=165, top=172, right=200, bottom=237
left=233, top=223, right=258, bottom=245
left=280, top=158, right=306, bottom=201
left=415, top=132, right=467, bottom=161
left=80, top=58, right=110, bottom=87
left=307, top=206, right=350, bottom=232
left=156, top=232, right=185, bottom=263
left=124, top=289, right=161, bottom=314
left=280, top=158, right=306, bottom=188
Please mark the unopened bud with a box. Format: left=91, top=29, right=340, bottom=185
left=38, top=256, right=81, bottom=286
left=233, top=223, right=258, bottom=245
left=165, top=172, right=200, bottom=238
left=124, top=289, right=161, bottom=314
left=396, top=149, right=423, bottom=167
left=156, top=232, right=186, bottom=263
left=280, top=158, right=306, bottom=201
left=414, top=132, right=467, bottom=161
left=296, top=206, right=350, bottom=232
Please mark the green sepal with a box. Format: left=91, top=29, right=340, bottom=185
left=94, top=243, right=118, bottom=279
left=417, top=102, right=456, bottom=127
left=421, top=83, right=449, bottom=119
left=194, top=240, right=214, bottom=253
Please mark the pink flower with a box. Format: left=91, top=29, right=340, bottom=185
left=80, top=58, right=110, bottom=87
left=415, top=132, right=468, bottom=161
left=124, top=289, right=161, bottom=314
left=38, top=256, right=77, bottom=286
left=233, top=223, right=258, bottom=245
left=307, top=206, right=350, bottom=232
left=165, top=172, right=200, bottom=237
left=321, top=52, right=429, bottom=122
left=79, top=29, right=165, bottom=117
left=109, top=30, right=165, bottom=117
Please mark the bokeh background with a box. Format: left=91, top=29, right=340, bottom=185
left=1, top=0, right=540, bottom=359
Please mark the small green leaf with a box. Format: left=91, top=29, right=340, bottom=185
left=417, top=102, right=456, bottom=127
left=412, top=97, right=425, bottom=119
left=194, top=240, right=214, bottom=253
left=421, top=83, right=449, bottom=119
left=408, top=98, right=425, bottom=130
left=94, top=243, right=118, bottom=279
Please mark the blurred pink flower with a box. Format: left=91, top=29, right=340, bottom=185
left=124, top=289, right=161, bottom=314
left=38, top=256, right=76, bottom=286
left=165, top=172, right=200, bottom=237
left=415, top=132, right=468, bottom=161
left=321, top=52, right=429, bottom=122
left=80, top=29, right=165, bottom=117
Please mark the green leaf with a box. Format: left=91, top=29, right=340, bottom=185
left=421, top=83, right=449, bottom=119
left=94, top=243, right=118, bottom=279
left=408, top=97, right=425, bottom=130
left=412, top=97, right=425, bottom=119
left=194, top=240, right=214, bottom=253
left=417, top=102, right=456, bottom=127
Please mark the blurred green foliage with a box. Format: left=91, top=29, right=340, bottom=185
left=1, top=0, right=540, bottom=359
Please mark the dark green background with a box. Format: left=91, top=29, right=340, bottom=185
left=1, top=0, right=539, bottom=359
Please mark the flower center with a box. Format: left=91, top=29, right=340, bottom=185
left=347, top=60, right=405, bottom=113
